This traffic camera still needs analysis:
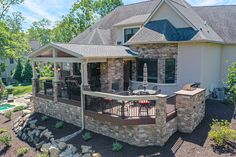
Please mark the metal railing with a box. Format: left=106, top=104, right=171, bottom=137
left=84, top=91, right=161, bottom=119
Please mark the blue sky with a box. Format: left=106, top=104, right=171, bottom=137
left=12, top=0, right=236, bottom=29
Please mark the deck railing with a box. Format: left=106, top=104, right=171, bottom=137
left=83, top=91, right=160, bottom=119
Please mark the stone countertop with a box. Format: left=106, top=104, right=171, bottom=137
left=175, top=88, right=205, bottom=96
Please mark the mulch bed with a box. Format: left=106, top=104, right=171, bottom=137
left=0, top=99, right=235, bottom=157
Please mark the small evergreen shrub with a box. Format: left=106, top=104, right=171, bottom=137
left=112, top=141, right=123, bottom=151
left=55, top=121, right=64, bottom=129
left=17, top=147, right=29, bottom=156
left=82, top=132, right=92, bottom=141
left=5, top=85, right=14, bottom=95
left=209, top=119, right=236, bottom=146
left=13, top=105, right=25, bottom=112
left=0, top=134, right=12, bottom=147
left=0, top=128, right=7, bottom=134
left=41, top=115, right=49, bottom=121
left=4, top=110, right=12, bottom=120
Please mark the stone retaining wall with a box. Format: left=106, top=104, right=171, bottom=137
left=33, top=95, right=178, bottom=147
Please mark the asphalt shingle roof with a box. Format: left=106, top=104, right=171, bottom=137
left=70, top=0, right=236, bottom=45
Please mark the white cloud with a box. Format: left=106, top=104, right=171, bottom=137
left=187, top=0, right=236, bottom=6
left=23, top=0, right=57, bottom=21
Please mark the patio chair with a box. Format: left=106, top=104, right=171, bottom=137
left=152, top=86, right=161, bottom=94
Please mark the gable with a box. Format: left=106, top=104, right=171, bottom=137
left=150, top=2, right=190, bottom=28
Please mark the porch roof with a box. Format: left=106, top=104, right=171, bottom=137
left=29, top=43, right=138, bottom=59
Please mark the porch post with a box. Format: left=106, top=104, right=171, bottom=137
left=69, top=63, right=73, bottom=75
left=155, top=94, right=167, bottom=146
left=32, top=61, right=38, bottom=97
left=83, top=62, right=90, bottom=90
left=53, top=48, right=59, bottom=103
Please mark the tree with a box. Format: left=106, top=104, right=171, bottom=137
left=0, top=0, right=24, bottom=20
left=12, top=59, right=23, bottom=82
left=226, top=62, right=236, bottom=103
left=27, top=19, right=52, bottom=45
left=21, top=60, right=32, bottom=83
left=94, top=0, right=123, bottom=17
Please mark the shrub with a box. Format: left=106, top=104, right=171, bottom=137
left=112, top=141, right=123, bottom=151
left=4, top=110, right=12, bottom=120
left=21, top=60, right=32, bottom=83
left=55, top=121, right=64, bottom=129
left=17, top=147, right=29, bottom=156
left=12, top=59, right=23, bottom=83
left=5, top=85, right=14, bottom=95
left=0, top=134, right=12, bottom=147
left=13, top=105, right=25, bottom=112
left=36, top=151, right=49, bottom=157
left=82, top=132, right=92, bottom=141
left=41, top=115, right=49, bottom=121
left=209, top=119, right=236, bottom=146
left=0, top=128, right=7, bottom=134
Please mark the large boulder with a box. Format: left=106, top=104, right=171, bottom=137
left=49, top=146, right=60, bottom=157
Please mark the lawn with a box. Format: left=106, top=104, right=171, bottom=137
left=12, top=85, right=32, bottom=96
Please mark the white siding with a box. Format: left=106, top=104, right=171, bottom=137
left=150, top=2, right=190, bottom=28
left=221, top=45, right=236, bottom=82
left=177, top=43, right=222, bottom=96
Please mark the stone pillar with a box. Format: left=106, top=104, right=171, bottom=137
left=53, top=81, right=59, bottom=103
left=175, top=88, right=205, bottom=133
left=32, top=78, right=37, bottom=97
left=155, top=94, right=168, bottom=146
left=158, top=59, right=165, bottom=83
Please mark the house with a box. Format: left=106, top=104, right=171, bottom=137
left=30, top=0, right=235, bottom=146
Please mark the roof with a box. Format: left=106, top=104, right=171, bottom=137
left=30, top=43, right=137, bottom=59
left=114, top=14, right=150, bottom=27
left=70, top=0, right=236, bottom=45
left=127, top=20, right=198, bottom=44
left=193, top=5, right=236, bottom=44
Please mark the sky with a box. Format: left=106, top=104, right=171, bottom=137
left=11, top=0, right=236, bottom=29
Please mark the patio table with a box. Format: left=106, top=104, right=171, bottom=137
left=132, top=89, right=157, bottom=95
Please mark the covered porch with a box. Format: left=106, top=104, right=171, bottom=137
left=30, top=43, right=176, bottom=120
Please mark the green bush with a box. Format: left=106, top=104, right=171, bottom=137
left=13, top=105, right=26, bottom=112
left=82, top=132, right=92, bottom=141
left=41, top=115, right=49, bottom=121
left=112, top=142, right=123, bottom=151
left=55, top=121, right=64, bottom=129
left=5, top=85, right=14, bottom=95
left=17, top=147, right=29, bottom=156
left=209, top=119, right=236, bottom=146
left=0, top=128, right=7, bottom=134
left=0, top=134, right=12, bottom=147
left=36, top=151, right=49, bottom=157
left=4, top=110, right=12, bottom=120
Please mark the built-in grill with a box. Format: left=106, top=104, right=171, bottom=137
left=182, top=82, right=201, bottom=91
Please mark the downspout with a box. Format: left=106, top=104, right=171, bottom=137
left=80, top=60, right=87, bottom=130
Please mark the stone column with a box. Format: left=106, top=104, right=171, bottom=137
left=155, top=94, right=168, bottom=146
left=175, top=88, right=205, bottom=133
left=53, top=81, right=59, bottom=102
left=32, top=78, right=37, bottom=97
left=158, top=59, right=165, bottom=83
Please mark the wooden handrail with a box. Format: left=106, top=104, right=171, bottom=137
left=83, top=90, right=167, bottom=101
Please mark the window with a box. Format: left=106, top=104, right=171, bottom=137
left=137, top=59, right=158, bottom=83
left=124, top=27, right=139, bottom=43
left=165, top=58, right=176, bottom=83
left=9, top=58, right=14, bottom=64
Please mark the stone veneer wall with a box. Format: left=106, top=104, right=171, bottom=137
left=130, top=44, right=178, bottom=83
left=33, top=95, right=178, bottom=147
left=100, top=58, right=124, bottom=92
left=175, top=89, right=206, bottom=133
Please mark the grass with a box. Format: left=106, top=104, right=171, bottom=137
left=13, top=85, right=32, bottom=96
left=13, top=105, right=26, bottom=112
left=17, top=147, right=29, bottom=157
left=0, top=128, right=7, bottom=134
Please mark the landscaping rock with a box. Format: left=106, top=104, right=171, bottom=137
left=41, top=143, right=51, bottom=152
left=67, top=144, right=77, bottom=154
left=38, top=126, right=46, bottom=130
left=49, top=146, right=60, bottom=157
left=92, top=153, right=102, bottom=157
left=28, top=119, right=37, bottom=125
left=35, top=141, right=45, bottom=149
left=81, top=145, right=92, bottom=154
left=22, top=109, right=31, bottom=116
left=58, top=142, right=67, bottom=151
left=82, top=153, right=92, bottom=157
